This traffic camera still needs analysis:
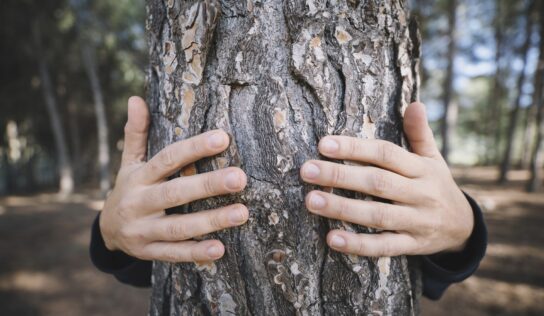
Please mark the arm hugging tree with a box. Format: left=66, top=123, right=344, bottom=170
left=146, top=0, right=422, bottom=314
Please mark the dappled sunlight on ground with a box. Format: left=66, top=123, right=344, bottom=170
left=0, top=166, right=542, bottom=315
left=422, top=167, right=544, bottom=316
left=0, top=194, right=149, bottom=316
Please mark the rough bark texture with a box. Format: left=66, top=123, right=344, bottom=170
left=146, top=0, right=421, bottom=315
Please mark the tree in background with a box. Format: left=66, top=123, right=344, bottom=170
left=0, top=0, right=146, bottom=195
left=440, top=0, right=458, bottom=163
left=71, top=0, right=112, bottom=195
left=527, top=1, right=544, bottom=192
left=33, top=15, right=74, bottom=196
left=499, top=0, right=535, bottom=183
left=147, top=0, right=421, bottom=314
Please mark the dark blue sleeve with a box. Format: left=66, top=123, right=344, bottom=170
left=89, top=213, right=152, bottom=287
left=91, top=194, right=487, bottom=296
left=421, top=192, right=487, bottom=300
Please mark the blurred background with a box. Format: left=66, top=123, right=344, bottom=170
left=0, top=0, right=543, bottom=315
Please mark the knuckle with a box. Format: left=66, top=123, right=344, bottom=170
left=334, top=198, right=348, bottom=220
left=163, top=248, right=179, bottom=262
left=161, top=183, right=180, bottom=205
left=208, top=212, right=225, bottom=231
left=117, top=198, right=136, bottom=219
left=165, top=221, right=187, bottom=240
left=378, top=242, right=392, bottom=257
left=190, top=245, right=203, bottom=262
left=371, top=207, right=390, bottom=229
left=357, top=238, right=366, bottom=256
left=371, top=171, right=391, bottom=195
left=331, top=165, right=346, bottom=187
left=378, top=142, right=395, bottom=165
left=159, top=147, right=177, bottom=169
left=189, top=137, right=203, bottom=155
left=119, top=225, right=135, bottom=241
left=348, top=138, right=360, bottom=158
left=203, top=174, right=218, bottom=196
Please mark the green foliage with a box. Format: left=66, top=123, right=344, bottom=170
left=0, top=0, right=146, bottom=193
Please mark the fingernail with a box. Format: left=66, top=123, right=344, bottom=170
left=207, top=246, right=223, bottom=258
left=330, top=235, right=346, bottom=248
left=229, top=209, right=247, bottom=224
left=320, top=138, right=339, bottom=153
left=310, top=193, right=326, bottom=209
left=302, top=163, right=320, bottom=179
left=208, top=132, right=227, bottom=148
left=225, top=171, right=242, bottom=190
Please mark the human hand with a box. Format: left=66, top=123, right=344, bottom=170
left=300, top=102, right=474, bottom=257
left=99, top=96, right=248, bottom=263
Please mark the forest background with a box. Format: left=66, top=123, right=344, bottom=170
left=1, top=0, right=543, bottom=315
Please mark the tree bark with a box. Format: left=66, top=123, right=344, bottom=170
left=146, top=0, right=422, bottom=314
left=498, top=0, right=535, bottom=183
left=439, top=0, right=457, bottom=163
left=527, top=2, right=544, bottom=192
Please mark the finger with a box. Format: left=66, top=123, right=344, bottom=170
left=122, top=96, right=150, bottom=165
left=305, top=191, right=417, bottom=231
left=301, top=161, right=421, bottom=203
left=137, top=130, right=230, bottom=184
left=403, top=102, right=441, bottom=159
left=143, top=204, right=248, bottom=242
left=327, top=230, right=418, bottom=257
left=318, top=136, right=424, bottom=178
left=142, top=239, right=226, bottom=262
left=140, top=167, right=247, bottom=213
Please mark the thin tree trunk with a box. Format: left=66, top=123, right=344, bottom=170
left=440, top=0, right=457, bottom=163
left=33, top=27, right=74, bottom=196
left=521, top=105, right=536, bottom=168
left=527, top=2, right=544, bottom=192
left=81, top=43, right=111, bottom=194
left=147, top=1, right=421, bottom=314
left=68, top=99, right=83, bottom=185
left=499, top=0, right=535, bottom=183
left=485, top=1, right=504, bottom=165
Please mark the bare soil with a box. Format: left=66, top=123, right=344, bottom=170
left=0, top=167, right=542, bottom=315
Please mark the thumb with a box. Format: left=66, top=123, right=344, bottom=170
left=121, top=96, right=150, bottom=165
left=403, top=102, right=440, bottom=159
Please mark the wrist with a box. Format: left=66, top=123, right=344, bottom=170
left=99, top=211, right=118, bottom=252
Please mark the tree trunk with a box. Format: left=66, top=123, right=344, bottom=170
left=498, top=0, right=535, bottom=184
left=527, top=2, right=544, bottom=192
left=439, top=0, right=457, bottom=163
left=67, top=99, right=83, bottom=185
left=521, top=105, right=536, bottom=169
left=485, top=1, right=505, bottom=165
left=81, top=43, right=111, bottom=194
left=146, top=1, right=422, bottom=315
left=33, top=27, right=74, bottom=196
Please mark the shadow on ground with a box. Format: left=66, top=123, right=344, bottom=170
left=0, top=167, right=543, bottom=315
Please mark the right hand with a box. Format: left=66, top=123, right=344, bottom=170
left=99, top=96, right=248, bottom=263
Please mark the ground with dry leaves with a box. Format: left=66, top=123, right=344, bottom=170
left=0, top=167, right=542, bottom=315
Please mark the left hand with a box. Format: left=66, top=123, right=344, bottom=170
left=300, top=102, right=474, bottom=257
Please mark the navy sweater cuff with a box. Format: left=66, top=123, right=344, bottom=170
left=89, top=213, right=152, bottom=287
left=421, top=192, right=487, bottom=300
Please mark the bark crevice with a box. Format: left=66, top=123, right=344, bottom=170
left=147, top=1, right=422, bottom=315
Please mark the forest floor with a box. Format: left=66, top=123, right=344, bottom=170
left=0, top=166, right=543, bottom=316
